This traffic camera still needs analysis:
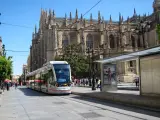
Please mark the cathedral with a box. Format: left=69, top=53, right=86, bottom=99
left=29, top=0, right=160, bottom=82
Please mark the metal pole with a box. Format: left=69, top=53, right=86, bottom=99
left=88, top=48, right=92, bottom=86
left=92, top=49, right=96, bottom=90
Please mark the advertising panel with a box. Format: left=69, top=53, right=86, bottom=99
left=103, top=64, right=117, bottom=85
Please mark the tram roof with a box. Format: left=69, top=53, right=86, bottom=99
left=43, top=61, right=68, bottom=66
left=95, top=46, right=160, bottom=64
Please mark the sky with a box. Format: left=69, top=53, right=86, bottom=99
left=0, top=0, right=154, bottom=75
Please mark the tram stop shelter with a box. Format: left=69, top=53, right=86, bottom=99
left=95, top=46, right=160, bottom=96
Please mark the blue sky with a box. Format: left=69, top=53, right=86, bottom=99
left=0, top=0, right=154, bottom=75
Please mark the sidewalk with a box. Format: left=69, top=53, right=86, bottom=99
left=71, top=87, right=160, bottom=111
left=74, top=82, right=139, bottom=91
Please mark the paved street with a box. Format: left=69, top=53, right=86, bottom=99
left=0, top=87, right=160, bottom=120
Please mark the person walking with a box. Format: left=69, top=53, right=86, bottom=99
left=15, top=82, right=18, bottom=89
left=6, top=82, right=9, bottom=91
left=1, top=82, right=5, bottom=92
left=97, top=79, right=101, bottom=89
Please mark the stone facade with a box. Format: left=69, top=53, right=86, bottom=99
left=29, top=0, right=160, bottom=82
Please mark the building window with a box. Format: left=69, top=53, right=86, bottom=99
left=110, top=34, right=115, bottom=48
left=62, top=35, right=69, bottom=47
left=131, top=35, right=135, bottom=48
left=62, top=39, right=69, bottom=47
left=86, top=34, right=93, bottom=49
left=129, top=61, right=133, bottom=67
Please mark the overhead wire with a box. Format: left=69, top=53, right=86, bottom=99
left=0, top=22, right=33, bottom=29
left=6, top=50, right=29, bottom=52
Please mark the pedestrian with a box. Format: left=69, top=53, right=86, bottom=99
left=1, top=82, right=5, bottom=92
left=135, top=77, right=139, bottom=87
left=15, top=82, right=18, bottom=89
left=6, top=82, right=9, bottom=91
left=97, top=79, right=101, bottom=89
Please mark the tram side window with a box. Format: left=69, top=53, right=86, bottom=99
left=48, top=70, right=54, bottom=85
left=42, top=72, right=49, bottom=85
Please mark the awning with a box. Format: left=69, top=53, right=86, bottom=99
left=95, top=46, right=160, bottom=64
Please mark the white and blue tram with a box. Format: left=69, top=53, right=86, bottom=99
left=26, top=61, right=72, bottom=94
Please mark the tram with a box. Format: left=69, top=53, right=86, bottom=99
left=26, top=61, right=72, bottom=94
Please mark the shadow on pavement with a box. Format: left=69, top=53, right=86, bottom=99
left=18, top=87, right=50, bottom=96
left=18, top=87, right=70, bottom=97
left=71, top=94, right=160, bottom=118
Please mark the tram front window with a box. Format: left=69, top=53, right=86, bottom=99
left=53, top=64, right=70, bottom=84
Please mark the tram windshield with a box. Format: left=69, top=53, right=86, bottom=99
left=53, top=64, right=71, bottom=83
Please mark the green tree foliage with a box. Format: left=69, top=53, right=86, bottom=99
left=0, top=56, right=13, bottom=83
left=156, top=24, right=160, bottom=41
left=55, top=44, right=89, bottom=78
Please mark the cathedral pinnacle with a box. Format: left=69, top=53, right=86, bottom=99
left=90, top=13, right=93, bottom=24
left=127, top=16, right=130, bottom=23
left=53, top=10, right=55, bottom=18
left=109, top=15, right=112, bottom=24
left=70, top=12, right=72, bottom=21
left=65, top=13, right=67, bottom=20
left=75, top=9, right=78, bottom=21
left=49, top=9, right=52, bottom=16
left=80, top=14, right=83, bottom=21
left=35, top=25, right=37, bottom=33
left=119, top=13, right=122, bottom=24
left=98, top=11, right=101, bottom=23
left=133, top=8, right=137, bottom=16
left=101, top=16, right=104, bottom=23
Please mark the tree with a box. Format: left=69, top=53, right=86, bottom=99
left=55, top=44, right=89, bottom=78
left=156, top=24, right=160, bottom=42
left=0, top=56, right=13, bottom=84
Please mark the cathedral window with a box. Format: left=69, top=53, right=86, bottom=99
left=131, top=35, right=135, bottom=48
left=129, top=61, right=133, bottom=67
left=62, top=35, right=69, bottom=47
left=109, top=34, right=115, bottom=48
left=86, top=34, right=93, bottom=49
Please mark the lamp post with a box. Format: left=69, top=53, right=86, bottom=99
left=91, top=48, right=96, bottom=90
left=86, top=47, right=92, bottom=86
left=135, top=20, right=151, bottom=48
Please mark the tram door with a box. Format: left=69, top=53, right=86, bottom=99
left=41, top=70, right=49, bottom=93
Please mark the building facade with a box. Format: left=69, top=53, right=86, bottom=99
left=29, top=0, right=160, bottom=82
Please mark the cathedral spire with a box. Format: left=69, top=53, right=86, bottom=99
left=70, top=12, right=72, bottom=21
left=90, top=13, right=93, bottom=24
left=121, top=16, right=123, bottom=23
left=80, top=14, right=83, bottom=21
left=98, top=11, right=101, bottom=23
left=133, top=8, right=137, bottom=16
left=64, top=13, right=67, bottom=26
left=119, top=13, right=122, bottom=24
left=49, top=9, right=52, bottom=16
left=53, top=10, right=55, bottom=18
left=127, top=16, right=130, bottom=23
left=75, top=9, right=78, bottom=21
left=35, top=25, right=37, bottom=33
left=101, top=16, right=104, bottom=23
left=65, top=13, right=67, bottom=20
left=109, top=15, right=112, bottom=24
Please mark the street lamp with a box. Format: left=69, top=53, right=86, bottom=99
left=135, top=20, right=151, bottom=48
left=91, top=48, right=96, bottom=90
left=86, top=47, right=92, bottom=87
